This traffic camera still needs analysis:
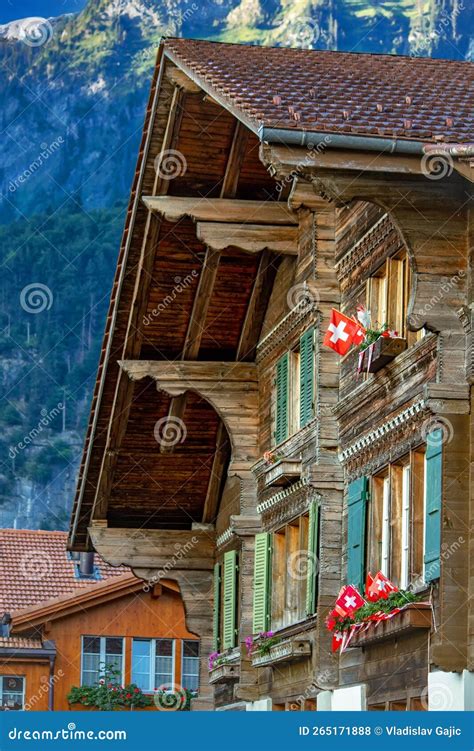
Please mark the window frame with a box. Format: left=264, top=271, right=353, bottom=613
left=80, top=635, right=125, bottom=687
left=0, top=675, right=25, bottom=710
left=131, top=637, right=175, bottom=694
left=270, top=512, right=314, bottom=630
left=273, top=327, right=315, bottom=446
left=368, top=447, right=426, bottom=588
left=181, top=639, right=200, bottom=695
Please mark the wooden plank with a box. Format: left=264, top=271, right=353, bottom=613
left=120, top=360, right=257, bottom=384
left=196, top=222, right=298, bottom=253
left=236, top=249, right=279, bottom=362
left=142, top=196, right=298, bottom=224
left=202, top=424, right=230, bottom=523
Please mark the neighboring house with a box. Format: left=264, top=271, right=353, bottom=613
left=0, top=530, right=199, bottom=710
left=68, top=39, right=474, bottom=711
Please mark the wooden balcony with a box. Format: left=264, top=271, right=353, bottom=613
left=251, top=637, right=311, bottom=667
left=349, top=603, right=432, bottom=648
left=263, top=459, right=302, bottom=488
left=359, top=337, right=407, bottom=373
left=208, top=662, right=240, bottom=684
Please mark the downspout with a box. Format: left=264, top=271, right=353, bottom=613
left=44, top=641, right=56, bottom=711
left=258, top=126, right=426, bottom=155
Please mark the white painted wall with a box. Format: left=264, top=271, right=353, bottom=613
left=428, top=670, right=474, bottom=710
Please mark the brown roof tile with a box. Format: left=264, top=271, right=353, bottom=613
left=164, top=39, right=473, bottom=143
left=0, top=636, right=43, bottom=650
left=0, top=529, right=127, bottom=613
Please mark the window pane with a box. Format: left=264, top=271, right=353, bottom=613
left=132, top=639, right=151, bottom=691
left=155, top=639, right=173, bottom=657
left=105, top=637, right=123, bottom=655
left=83, top=637, right=100, bottom=653
left=1, top=676, right=24, bottom=710
left=182, top=640, right=199, bottom=658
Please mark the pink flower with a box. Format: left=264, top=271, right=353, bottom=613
left=99, top=679, right=105, bottom=685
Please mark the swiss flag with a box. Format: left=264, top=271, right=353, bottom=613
left=334, top=585, right=366, bottom=617
left=368, top=571, right=398, bottom=601
left=332, top=631, right=343, bottom=653
left=365, top=572, right=379, bottom=602
left=323, top=309, right=365, bottom=356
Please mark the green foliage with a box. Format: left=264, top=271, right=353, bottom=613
left=336, top=590, right=419, bottom=631
left=67, top=667, right=153, bottom=711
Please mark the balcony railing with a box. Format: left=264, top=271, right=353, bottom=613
left=263, top=459, right=302, bottom=488
left=349, top=603, right=432, bottom=648
left=251, top=637, right=311, bottom=667
left=208, top=648, right=240, bottom=684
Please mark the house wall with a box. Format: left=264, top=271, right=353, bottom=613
left=11, top=587, right=198, bottom=711
left=0, top=659, right=50, bottom=711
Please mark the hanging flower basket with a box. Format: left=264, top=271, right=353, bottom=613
left=359, top=336, right=407, bottom=373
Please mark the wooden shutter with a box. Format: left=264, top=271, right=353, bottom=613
left=222, top=551, right=238, bottom=650
left=347, top=477, right=369, bottom=590
left=300, top=328, right=315, bottom=428
left=212, top=562, right=221, bottom=651
left=387, top=257, right=405, bottom=335
left=275, top=353, right=289, bottom=444
left=253, top=533, right=272, bottom=633
left=424, top=432, right=442, bottom=582
left=305, top=500, right=320, bottom=616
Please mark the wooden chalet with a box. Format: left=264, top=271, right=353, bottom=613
left=69, top=39, right=474, bottom=711
left=0, top=530, right=199, bottom=710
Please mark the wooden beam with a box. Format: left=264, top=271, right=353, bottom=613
left=88, top=527, right=215, bottom=570
left=165, top=66, right=201, bottom=93
left=196, top=222, right=298, bottom=254
left=120, top=360, right=257, bottom=385
left=142, top=196, right=298, bottom=225
left=202, top=426, right=230, bottom=523
left=222, top=120, right=249, bottom=197
left=236, top=249, right=279, bottom=362
left=90, top=85, right=186, bottom=521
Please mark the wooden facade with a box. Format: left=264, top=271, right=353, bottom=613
left=0, top=577, right=199, bottom=711
left=69, top=40, right=474, bottom=711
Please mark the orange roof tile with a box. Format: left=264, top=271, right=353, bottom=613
left=0, top=636, right=43, bottom=650
left=164, top=39, right=473, bottom=144
left=0, top=529, right=127, bottom=613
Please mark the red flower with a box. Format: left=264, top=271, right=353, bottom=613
left=134, top=687, right=140, bottom=693
left=126, top=693, right=132, bottom=699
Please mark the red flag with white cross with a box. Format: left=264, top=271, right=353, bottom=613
left=334, top=584, right=366, bottom=617
left=368, top=571, right=398, bottom=601
left=332, top=631, right=343, bottom=653
left=323, top=309, right=365, bottom=356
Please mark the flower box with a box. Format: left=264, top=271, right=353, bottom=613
left=264, top=459, right=302, bottom=488
left=359, top=337, right=407, bottom=373
left=208, top=662, right=240, bottom=684
left=251, top=638, right=311, bottom=667
left=349, top=603, right=432, bottom=648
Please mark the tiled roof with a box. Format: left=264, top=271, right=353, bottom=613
left=164, top=39, right=473, bottom=144
left=0, top=636, right=43, bottom=650
left=0, top=529, right=127, bottom=613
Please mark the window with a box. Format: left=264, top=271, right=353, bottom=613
left=182, top=640, right=200, bottom=693
left=0, top=676, right=24, bottom=710
left=274, top=327, right=315, bottom=445
left=368, top=448, right=425, bottom=588
left=366, top=251, right=422, bottom=346
left=253, top=504, right=320, bottom=634
left=131, top=638, right=174, bottom=692
left=81, top=636, right=124, bottom=686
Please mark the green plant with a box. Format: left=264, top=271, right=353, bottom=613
left=334, top=590, right=419, bottom=632
left=67, top=666, right=152, bottom=711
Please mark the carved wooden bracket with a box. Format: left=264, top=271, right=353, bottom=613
left=119, top=360, right=259, bottom=470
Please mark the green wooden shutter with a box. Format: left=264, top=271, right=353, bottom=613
left=275, top=353, right=289, bottom=444
left=347, top=477, right=369, bottom=591
left=305, top=500, right=320, bottom=616
left=300, top=327, right=315, bottom=428
left=253, top=533, right=272, bottom=633
left=222, top=551, right=238, bottom=650
left=424, top=431, right=442, bottom=582
left=212, top=562, right=221, bottom=651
